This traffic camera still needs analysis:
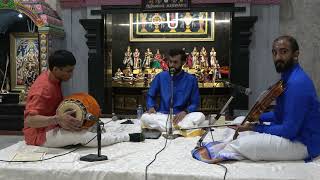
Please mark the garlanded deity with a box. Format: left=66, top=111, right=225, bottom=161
left=152, top=49, right=162, bottom=69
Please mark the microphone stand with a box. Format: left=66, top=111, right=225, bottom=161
left=196, top=90, right=237, bottom=148
left=163, top=74, right=179, bottom=139
left=80, top=119, right=108, bottom=162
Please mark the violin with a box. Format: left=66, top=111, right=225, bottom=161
left=232, top=80, right=285, bottom=140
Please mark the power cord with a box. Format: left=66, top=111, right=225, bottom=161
left=216, top=163, right=228, bottom=180
left=145, top=113, right=170, bottom=180
left=207, top=122, right=228, bottom=180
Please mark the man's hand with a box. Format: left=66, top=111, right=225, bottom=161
left=56, top=110, right=83, bottom=131
left=173, top=111, right=187, bottom=125
left=147, top=107, right=156, bottom=114
left=228, top=122, right=255, bottom=132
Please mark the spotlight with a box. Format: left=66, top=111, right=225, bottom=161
left=18, top=13, right=23, bottom=18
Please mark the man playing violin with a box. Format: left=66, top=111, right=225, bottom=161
left=193, top=35, right=320, bottom=163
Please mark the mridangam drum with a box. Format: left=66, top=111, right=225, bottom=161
left=56, top=92, right=101, bottom=129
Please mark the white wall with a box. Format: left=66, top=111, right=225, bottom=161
left=60, top=8, right=89, bottom=95
left=279, top=0, right=320, bottom=95
left=249, top=5, right=280, bottom=108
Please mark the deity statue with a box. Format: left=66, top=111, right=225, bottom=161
left=202, top=68, right=211, bottom=83
left=133, top=48, right=141, bottom=69
left=215, top=62, right=222, bottom=79
left=136, top=72, right=145, bottom=81
left=123, top=46, right=133, bottom=68
left=23, top=46, right=39, bottom=91
left=152, top=49, right=162, bottom=69
left=191, top=47, right=199, bottom=69
left=143, top=48, right=153, bottom=68
left=114, top=68, right=124, bottom=80
left=210, top=47, right=217, bottom=68
left=123, top=68, right=134, bottom=79
left=195, top=67, right=203, bottom=81
left=159, top=54, right=169, bottom=71
left=185, top=53, right=193, bottom=68
left=199, top=47, right=208, bottom=68
left=23, top=61, right=38, bottom=91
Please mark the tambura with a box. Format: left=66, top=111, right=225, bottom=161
left=56, top=92, right=101, bottom=129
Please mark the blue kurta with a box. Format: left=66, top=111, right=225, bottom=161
left=254, top=63, right=320, bottom=161
left=146, top=70, right=200, bottom=114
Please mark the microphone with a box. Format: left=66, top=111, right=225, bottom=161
left=169, top=67, right=175, bottom=77
left=86, top=113, right=98, bottom=121
left=224, top=81, right=252, bottom=96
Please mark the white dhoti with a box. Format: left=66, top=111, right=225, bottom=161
left=213, top=116, right=309, bottom=161
left=140, top=112, right=205, bottom=132
left=220, top=132, right=308, bottom=161
left=43, top=120, right=141, bottom=148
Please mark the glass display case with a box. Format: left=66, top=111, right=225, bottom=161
left=80, top=4, right=257, bottom=115
left=105, top=10, right=231, bottom=115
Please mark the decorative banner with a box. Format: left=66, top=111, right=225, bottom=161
left=60, top=0, right=281, bottom=8
left=142, top=0, right=191, bottom=12
left=130, top=12, right=215, bottom=42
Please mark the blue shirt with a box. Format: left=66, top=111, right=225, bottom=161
left=146, top=70, right=200, bottom=114
left=254, top=63, right=320, bottom=161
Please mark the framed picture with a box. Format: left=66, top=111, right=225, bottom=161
left=10, top=32, right=40, bottom=91
left=142, top=0, right=191, bottom=12
left=129, top=12, right=215, bottom=42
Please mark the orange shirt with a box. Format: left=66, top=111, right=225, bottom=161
left=23, top=71, right=63, bottom=145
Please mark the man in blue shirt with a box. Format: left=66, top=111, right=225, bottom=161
left=193, top=35, right=320, bottom=163
left=141, top=49, right=205, bottom=132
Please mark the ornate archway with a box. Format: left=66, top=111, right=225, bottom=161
left=0, top=0, right=64, bottom=72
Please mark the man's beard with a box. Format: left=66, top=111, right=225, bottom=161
left=170, top=66, right=182, bottom=75
left=274, top=58, right=295, bottom=73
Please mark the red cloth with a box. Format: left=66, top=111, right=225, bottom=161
left=23, top=71, right=63, bottom=145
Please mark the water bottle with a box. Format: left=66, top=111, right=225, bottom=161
left=137, top=105, right=143, bottom=120
left=111, top=112, right=118, bottom=121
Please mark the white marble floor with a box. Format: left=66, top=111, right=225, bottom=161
left=0, top=135, right=23, bottom=150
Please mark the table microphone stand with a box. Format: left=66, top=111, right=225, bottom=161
left=163, top=73, right=179, bottom=139
left=80, top=119, right=108, bottom=162
left=196, top=91, right=236, bottom=148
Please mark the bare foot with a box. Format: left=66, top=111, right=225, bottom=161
left=206, top=158, right=225, bottom=164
